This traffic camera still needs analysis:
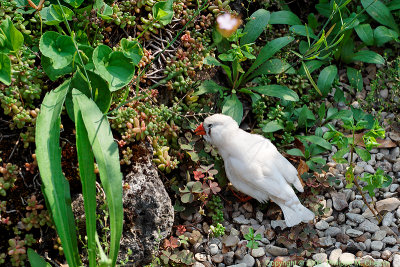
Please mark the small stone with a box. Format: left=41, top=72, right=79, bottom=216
left=390, top=184, right=399, bottom=192
left=354, top=165, right=364, bottom=175
left=242, top=202, right=253, bottom=213
left=339, top=252, right=355, bottom=265
left=251, top=247, right=265, bottom=258
left=331, top=192, right=348, bottom=211
left=265, top=228, right=275, bottom=240
left=319, top=236, right=334, bottom=247
left=195, top=253, right=207, bottom=262
left=193, top=262, right=205, bottom=267
left=381, top=250, right=391, bottom=260
left=376, top=153, right=385, bottom=160
left=271, top=220, right=287, bottom=230
left=346, top=229, right=363, bottom=237
left=370, top=241, right=383, bottom=251
left=229, top=264, right=246, bottom=267
left=222, top=235, right=239, bottom=247
left=393, top=162, right=400, bottom=172
left=382, top=236, right=396, bottom=245
left=382, top=212, right=394, bottom=227
left=396, top=207, right=400, bottom=219
left=354, top=233, right=370, bottom=242
left=238, top=254, right=255, bottom=267
left=256, top=211, right=263, bottom=223
left=393, top=254, right=400, bottom=267
left=364, top=164, right=376, bottom=174
left=231, top=228, right=240, bottom=236
left=365, top=239, right=371, bottom=251
left=380, top=89, right=389, bottom=98
left=312, top=253, right=327, bottom=263
left=315, top=220, right=330, bottom=230
left=329, top=249, right=342, bottom=265
left=190, top=230, right=203, bottom=245
left=234, top=246, right=246, bottom=260
left=337, top=213, right=346, bottom=224
left=240, top=225, right=251, bottom=236
left=223, top=251, right=234, bottom=265
left=370, top=251, right=381, bottom=258
left=346, top=213, right=365, bottom=224
left=325, top=227, right=341, bottom=237
left=372, top=230, right=387, bottom=241
left=336, top=233, right=350, bottom=243
left=360, top=256, right=375, bottom=266
left=209, top=243, right=219, bottom=255
left=376, top=198, right=400, bottom=212
left=265, top=245, right=288, bottom=256
left=358, top=220, right=380, bottom=233
left=212, top=254, right=224, bottom=263
left=233, top=215, right=250, bottom=225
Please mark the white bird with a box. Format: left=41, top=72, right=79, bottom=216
left=194, top=114, right=315, bottom=227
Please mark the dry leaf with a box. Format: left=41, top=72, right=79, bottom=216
left=346, top=133, right=396, bottom=148
left=297, top=160, right=308, bottom=187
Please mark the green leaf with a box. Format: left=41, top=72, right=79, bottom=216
left=387, top=0, right=400, bottom=10
left=35, top=81, right=81, bottom=267
left=347, top=67, right=363, bottom=91
left=0, top=53, right=11, bottom=85
left=286, top=148, right=305, bottom=157
left=250, top=85, right=299, bottom=101
left=249, top=59, right=295, bottom=80
left=94, top=0, right=113, bottom=19
left=0, top=18, right=24, bottom=53
left=63, top=0, right=84, bottom=8
left=153, top=0, right=174, bottom=26
left=351, top=50, right=385, bottom=64
left=93, top=45, right=135, bottom=91
left=317, top=65, right=337, bottom=96
left=374, top=26, right=399, bottom=46
left=298, top=60, right=324, bottom=76
left=262, top=121, right=284, bottom=133
left=333, top=147, right=350, bottom=163
left=28, top=249, right=52, bottom=267
left=72, top=99, right=97, bottom=267
left=240, top=9, right=270, bottom=45
left=300, top=135, right=332, bottom=150
left=120, top=38, right=143, bottom=65
left=269, top=11, right=301, bottom=25
left=289, top=25, right=317, bottom=39
left=355, top=147, right=371, bottom=162
left=245, top=36, right=294, bottom=77
left=354, top=24, right=374, bottom=46
left=41, top=55, right=74, bottom=81
left=310, top=157, right=326, bottom=165
left=203, top=56, right=232, bottom=81
left=222, top=94, right=243, bottom=125
left=40, top=5, right=73, bottom=25
left=298, top=105, right=310, bottom=128
left=39, top=31, right=75, bottom=69
left=72, top=89, right=123, bottom=266
left=195, top=80, right=227, bottom=96
left=317, top=102, right=326, bottom=121
left=361, top=0, right=399, bottom=33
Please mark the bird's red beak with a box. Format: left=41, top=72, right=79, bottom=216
left=194, top=123, right=206, bottom=135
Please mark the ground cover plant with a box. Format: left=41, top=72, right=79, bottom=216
left=0, top=0, right=400, bottom=266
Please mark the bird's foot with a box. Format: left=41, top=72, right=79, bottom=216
left=229, top=187, right=253, bottom=202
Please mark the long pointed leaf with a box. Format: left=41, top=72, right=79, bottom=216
left=73, top=90, right=123, bottom=266
left=73, top=96, right=97, bottom=267
left=240, top=9, right=270, bottom=45
left=35, top=80, right=81, bottom=266
left=28, top=249, right=52, bottom=267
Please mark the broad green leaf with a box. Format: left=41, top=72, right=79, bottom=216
left=298, top=105, right=310, bottom=128
left=333, top=147, right=350, bottom=163
left=222, top=94, right=243, bottom=125
left=41, top=55, right=74, bottom=81
left=240, top=9, right=270, bottom=45
left=94, top=0, right=113, bottom=19
left=301, top=61, right=321, bottom=95
left=35, top=81, right=81, bottom=267
left=317, top=102, right=326, bottom=121
left=289, top=25, right=317, bottom=39
left=63, top=0, right=84, bottom=8
left=374, top=26, right=399, bottom=46
left=347, top=67, right=363, bottom=91
left=249, top=59, right=295, bottom=80
left=269, top=11, right=301, bottom=25
left=317, top=65, right=337, bottom=96
left=0, top=18, right=24, bottom=53
left=195, top=80, right=227, bottom=96
left=286, top=148, right=305, bottom=157
left=387, top=0, right=400, bottom=10
left=354, top=24, right=374, bottom=46
left=203, top=56, right=232, bottom=81
left=262, top=121, right=284, bottom=133
left=310, top=157, right=326, bottom=165
left=93, top=45, right=135, bottom=91
left=245, top=36, right=294, bottom=77
left=351, top=50, right=385, bottom=64
left=40, top=5, right=73, bottom=25
left=361, top=0, right=399, bottom=33
left=73, top=95, right=98, bottom=267
left=0, top=53, right=11, bottom=85
left=73, top=90, right=123, bottom=266
left=251, top=85, right=299, bottom=101
left=120, top=38, right=143, bottom=65
left=300, top=135, right=332, bottom=150
left=298, top=60, right=324, bottom=76
left=153, top=0, right=174, bottom=26
left=39, top=31, right=75, bottom=69
left=28, top=249, right=52, bottom=267
left=355, top=147, right=371, bottom=162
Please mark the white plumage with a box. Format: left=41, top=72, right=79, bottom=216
left=195, top=114, right=315, bottom=227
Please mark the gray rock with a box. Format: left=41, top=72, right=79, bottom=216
left=354, top=165, right=364, bottom=175
left=256, top=211, right=263, bottom=223
left=370, top=241, right=383, bottom=251
left=382, top=212, right=394, bottom=227
left=233, top=215, right=250, bottom=225
left=212, top=254, right=224, bottom=263
left=231, top=228, right=240, bottom=236
left=238, top=254, right=255, bottom=267
left=222, top=235, right=239, bottom=247
left=339, top=252, right=355, bottom=265
left=116, top=143, right=174, bottom=265
left=358, top=220, right=380, bottom=233
left=389, top=132, right=400, bottom=142
left=346, top=229, right=363, bottom=237
left=240, top=225, right=251, bottom=236
left=264, top=245, right=288, bottom=256
left=364, top=164, right=376, bottom=174
left=312, top=253, right=327, bottom=263
left=331, top=192, right=348, bottom=211
left=376, top=153, right=385, bottom=160
left=195, top=253, right=207, bottom=262
left=271, top=220, right=287, bottom=230
left=319, top=236, right=334, bottom=247
left=370, top=251, right=381, bottom=258
left=393, top=254, right=400, bottom=267
left=394, top=162, right=400, bottom=172
left=315, top=220, right=330, bottom=230
left=380, top=89, right=389, bottom=98
left=224, top=251, right=235, bottom=265
left=365, top=239, right=371, bottom=251
left=193, top=262, right=205, bottom=267
left=229, top=264, right=247, bottom=267
left=209, top=244, right=219, bottom=255
left=382, top=236, right=397, bottom=245
left=337, top=213, right=346, bottom=224
left=397, top=207, right=400, bottom=219
left=325, top=226, right=341, bottom=237
left=376, top=161, right=392, bottom=172
left=346, top=213, right=365, bottom=224
left=372, top=230, right=387, bottom=241
left=329, top=248, right=342, bottom=265
left=390, top=184, right=399, bottom=192
left=251, top=247, right=265, bottom=258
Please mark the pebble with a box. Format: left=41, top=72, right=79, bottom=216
left=242, top=203, right=253, bottom=213
left=364, top=164, right=376, bottom=173
left=372, top=230, right=387, bottom=241
left=339, top=252, right=355, bottom=265
left=376, top=198, right=400, bottom=212
left=255, top=211, right=263, bottom=223
left=336, top=233, right=349, bottom=243
left=365, top=239, right=371, bottom=251
left=222, top=235, right=239, bottom=247
left=370, top=251, right=381, bottom=258
left=337, top=213, right=346, bottom=224
left=264, top=245, right=288, bottom=256
left=397, top=207, right=400, bottom=218
left=319, top=236, right=334, bottom=247
left=312, top=253, right=327, bottom=263
left=370, top=241, right=383, bottom=251
left=240, top=225, right=251, bottom=236
left=330, top=192, right=348, bottom=211
left=195, top=253, right=207, bottom=262
left=393, top=162, right=400, bottom=172
left=329, top=249, right=342, bottom=264
left=224, top=251, right=234, bottom=265
left=238, top=254, right=255, bottom=267
left=393, top=254, right=400, bottom=267
left=315, top=220, right=329, bottom=230
left=382, top=212, right=394, bottom=226
left=229, top=264, right=246, bottom=267
left=381, top=250, right=391, bottom=260
left=345, top=213, right=365, bottom=223
left=325, top=227, right=341, bottom=237
left=346, top=229, right=363, bottom=237
left=209, top=244, right=219, bottom=255
left=251, top=247, right=265, bottom=258
left=358, top=220, right=380, bottom=233
left=390, top=184, right=399, bottom=192
left=190, top=230, right=203, bottom=245
left=233, top=215, right=250, bottom=225
left=193, top=262, right=205, bottom=267
left=382, top=236, right=396, bottom=245
left=271, top=220, right=287, bottom=230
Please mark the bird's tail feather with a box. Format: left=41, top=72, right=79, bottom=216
left=280, top=203, right=315, bottom=227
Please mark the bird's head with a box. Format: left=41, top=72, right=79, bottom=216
left=194, top=114, right=239, bottom=146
